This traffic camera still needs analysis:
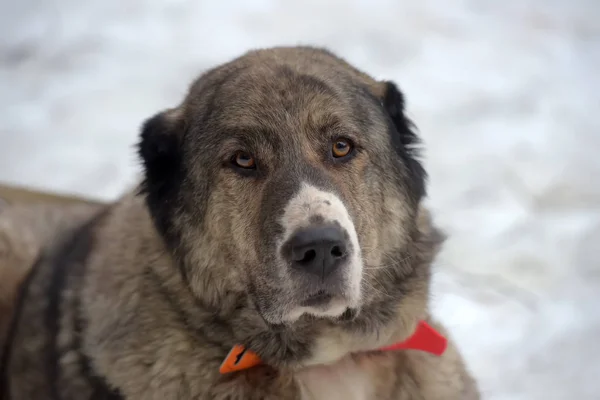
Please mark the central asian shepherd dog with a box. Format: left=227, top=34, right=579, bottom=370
left=0, top=46, right=479, bottom=400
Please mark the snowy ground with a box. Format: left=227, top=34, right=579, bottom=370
left=1, top=0, right=599, bottom=398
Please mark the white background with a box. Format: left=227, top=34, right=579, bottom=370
left=1, top=0, right=599, bottom=398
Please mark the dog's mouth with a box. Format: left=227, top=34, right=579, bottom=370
left=257, top=287, right=359, bottom=326
left=300, top=290, right=334, bottom=307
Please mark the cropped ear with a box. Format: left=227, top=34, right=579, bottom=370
left=137, top=108, right=185, bottom=236
left=379, top=81, right=427, bottom=201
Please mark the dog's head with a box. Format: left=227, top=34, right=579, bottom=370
left=138, top=47, right=439, bottom=353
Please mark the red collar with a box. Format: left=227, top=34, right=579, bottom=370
left=220, top=320, right=447, bottom=374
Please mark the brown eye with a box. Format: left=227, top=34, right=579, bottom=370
left=332, top=139, right=353, bottom=158
left=233, top=151, right=256, bottom=169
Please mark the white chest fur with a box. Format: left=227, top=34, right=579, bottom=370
left=292, top=319, right=409, bottom=400
left=295, top=356, right=376, bottom=400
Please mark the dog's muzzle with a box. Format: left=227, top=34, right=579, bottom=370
left=276, top=183, right=363, bottom=317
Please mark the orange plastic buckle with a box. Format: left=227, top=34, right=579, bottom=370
left=219, top=344, right=263, bottom=374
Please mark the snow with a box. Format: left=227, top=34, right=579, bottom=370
left=1, top=0, right=599, bottom=398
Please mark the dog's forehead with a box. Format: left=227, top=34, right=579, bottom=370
left=179, top=50, right=395, bottom=162
left=219, top=66, right=357, bottom=131
left=185, top=56, right=382, bottom=135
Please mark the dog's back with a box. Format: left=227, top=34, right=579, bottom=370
left=0, top=185, right=101, bottom=353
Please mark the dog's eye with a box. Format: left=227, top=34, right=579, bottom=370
left=331, top=138, right=354, bottom=158
left=232, top=151, right=256, bottom=169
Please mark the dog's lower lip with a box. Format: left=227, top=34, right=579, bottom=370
left=301, top=291, right=333, bottom=307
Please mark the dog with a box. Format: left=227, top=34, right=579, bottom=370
left=1, top=46, right=479, bottom=399
left=0, top=186, right=101, bottom=353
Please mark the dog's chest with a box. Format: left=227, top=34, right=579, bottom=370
left=295, top=355, right=390, bottom=400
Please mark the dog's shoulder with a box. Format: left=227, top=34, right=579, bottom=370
left=0, top=198, right=101, bottom=355
left=1, top=201, right=117, bottom=399
left=398, top=320, right=480, bottom=400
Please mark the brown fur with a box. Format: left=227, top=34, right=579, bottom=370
left=1, top=47, right=479, bottom=399
left=0, top=185, right=101, bottom=363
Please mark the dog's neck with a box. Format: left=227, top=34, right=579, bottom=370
left=220, top=320, right=447, bottom=374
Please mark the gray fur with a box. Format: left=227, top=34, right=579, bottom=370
left=1, top=46, right=479, bottom=399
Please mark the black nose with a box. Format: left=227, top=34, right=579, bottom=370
left=285, top=225, right=349, bottom=280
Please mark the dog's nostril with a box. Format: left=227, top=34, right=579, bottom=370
left=299, top=249, right=317, bottom=264
left=331, top=245, right=344, bottom=258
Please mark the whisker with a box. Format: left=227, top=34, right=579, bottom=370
left=361, top=279, right=393, bottom=299
left=362, top=254, right=413, bottom=271
left=362, top=270, right=394, bottom=298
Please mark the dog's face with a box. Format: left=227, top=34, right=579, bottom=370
left=138, top=47, right=428, bottom=329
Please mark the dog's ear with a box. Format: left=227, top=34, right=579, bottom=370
left=379, top=81, right=427, bottom=201
left=137, top=108, right=185, bottom=235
